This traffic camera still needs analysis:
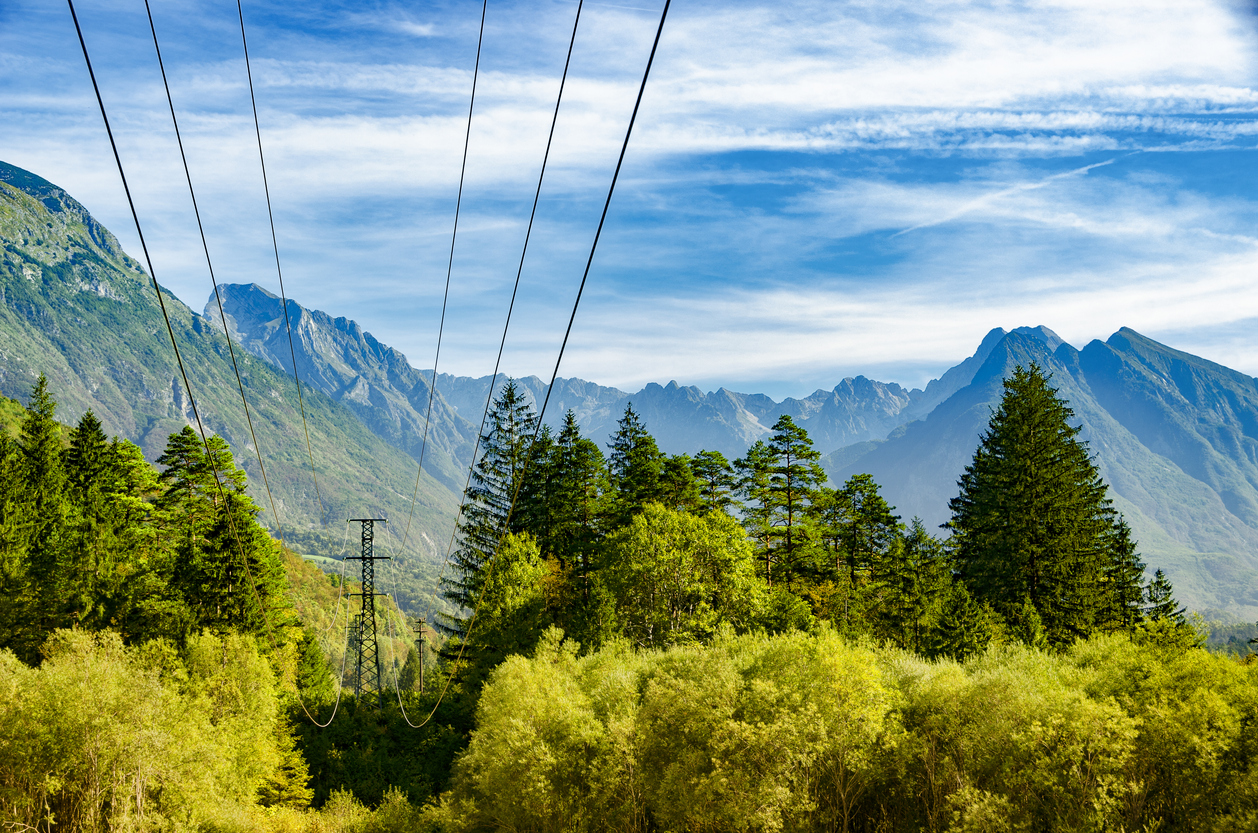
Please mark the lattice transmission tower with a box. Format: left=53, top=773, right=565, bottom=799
left=346, top=518, right=389, bottom=706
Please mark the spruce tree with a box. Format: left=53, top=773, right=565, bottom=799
left=1144, top=569, right=1184, bottom=623
left=947, top=364, right=1145, bottom=645
left=63, top=411, right=114, bottom=626
left=0, top=430, right=33, bottom=660
left=20, top=374, right=70, bottom=639
left=442, top=380, right=538, bottom=638
left=549, top=412, right=607, bottom=583
left=607, top=404, right=664, bottom=524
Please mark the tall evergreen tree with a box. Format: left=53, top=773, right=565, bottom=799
left=20, top=375, right=70, bottom=638
left=813, top=474, right=901, bottom=586
left=1144, top=569, right=1184, bottom=623
left=947, top=365, right=1146, bottom=645
left=659, top=454, right=701, bottom=512
left=734, top=440, right=776, bottom=582
left=763, top=415, right=826, bottom=587
left=63, top=410, right=114, bottom=626
left=442, top=380, right=538, bottom=637
left=155, top=426, right=284, bottom=635
left=0, top=430, right=33, bottom=660
left=691, top=450, right=736, bottom=515
left=607, top=404, right=664, bottom=524
left=550, top=413, right=607, bottom=578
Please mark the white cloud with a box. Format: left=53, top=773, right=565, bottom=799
left=5, top=0, right=1258, bottom=398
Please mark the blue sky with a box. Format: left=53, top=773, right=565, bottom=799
left=3, top=0, right=1258, bottom=399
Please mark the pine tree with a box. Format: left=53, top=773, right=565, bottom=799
left=763, top=415, right=826, bottom=587
left=734, top=440, right=776, bottom=583
left=691, top=450, right=736, bottom=514
left=607, top=404, right=664, bottom=524
left=442, top=380, right=538, bottom=638
left=814, top=473, right=901, bottom=585
left=947, top=364, right=1144, bottom=645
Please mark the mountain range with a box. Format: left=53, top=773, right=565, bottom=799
left=0, top=160, right=458, bottom=615
left=4, top=158, right=1258, bottom=618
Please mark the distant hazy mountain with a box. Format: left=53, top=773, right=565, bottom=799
left=221, top=283, right=931, bottom=460
left=0, top=161, right=458, bottom=611
left=824, top=328, right=1258, bottom=618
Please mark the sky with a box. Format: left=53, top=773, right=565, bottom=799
left=3, top=0, right=1258, bottom=400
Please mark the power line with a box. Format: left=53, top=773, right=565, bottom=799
left=392, top=0, right=671, bottom=729
left=68, top=0, right=329, bottom=728
left=430, top=0, right=586, bottom=581
left=404, top=0, right=585, bottom=623
left=142, top=0, right=289, bottom=553
left=235, top=0, right=327, bottom=525
left=396, top=0, right=488, bottom=558
left=386, top=0, right=587, bottom=728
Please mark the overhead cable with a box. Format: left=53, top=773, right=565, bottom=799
left=397, top=0, right=671, bottom=729
left=235, top=0, right=327, bottom=525
left=69, top=0, right=332, bottom=727
left=142, top=0, right=289, bottom=554
left=396, top=0, right=489, bottom=558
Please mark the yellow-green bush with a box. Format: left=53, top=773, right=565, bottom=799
left=0, top=629, right=288, bottom=832
left=444, top=628, right=1258, bottom=833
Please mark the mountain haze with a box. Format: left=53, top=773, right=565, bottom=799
left=219, top=282, right=931, bottom=459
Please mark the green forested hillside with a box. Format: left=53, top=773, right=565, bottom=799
left=826, top=328, right=1258, bottom=619
left=0, top=161, right=459, bottom=620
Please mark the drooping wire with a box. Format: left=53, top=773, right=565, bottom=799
left=68, top=0, right=334, bottom=728
left=307, top=521, right=354, bottom=728
left=142, top=0, right=289, bottom=551
left=317, top=521, right=354, bottom=653
left=390, top=0, right=670, bottom=729
left=396, top=0, right=489, bottom=559
left=381, top=521, right=430, bottom=724
left=235, top=0, right=327, bottom=525
left=399, top=0, right=584, bottom=597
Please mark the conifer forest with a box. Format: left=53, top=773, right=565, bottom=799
left=5, top=368, right=1258, bottom=832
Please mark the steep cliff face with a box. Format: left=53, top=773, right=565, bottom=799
left=212, top=282, right=475, bottom=490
